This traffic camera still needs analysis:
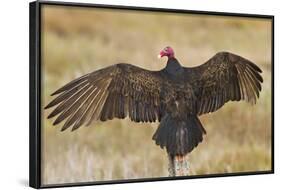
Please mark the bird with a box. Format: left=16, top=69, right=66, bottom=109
left=45, top=46, right=263, bottom=156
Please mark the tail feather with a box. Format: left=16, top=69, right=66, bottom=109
left=152, top=115, right=206, bottom=156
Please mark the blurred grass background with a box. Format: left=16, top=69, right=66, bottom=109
left=41, top=5, right=272, bottom=185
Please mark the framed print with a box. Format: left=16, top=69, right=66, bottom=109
left=29, top=1, right=274, bottom=188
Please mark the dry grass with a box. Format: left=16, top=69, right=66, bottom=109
left=41, top=5, right=272, bottom=185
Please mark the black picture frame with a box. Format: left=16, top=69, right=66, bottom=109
left=29, top=1, right=274, bottom=188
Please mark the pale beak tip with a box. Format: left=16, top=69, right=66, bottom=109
left=157, top=54, right=162, bottom=59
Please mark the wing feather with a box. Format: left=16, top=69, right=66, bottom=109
left=186, top=52, right=263, bottom=115
left=53, top=85, right=94, bottom=126
left=45, top=63, right=164, bottom=131
left=51, top=74, right=89, bottom=96
left=47, top=83, right=91, bottom=119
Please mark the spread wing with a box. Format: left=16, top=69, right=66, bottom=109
left=185, top=52, right=263, bottom=115
left=45, top=63, right=164, bottom=131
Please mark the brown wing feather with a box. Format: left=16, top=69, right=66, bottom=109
left=185, top=52, right=263, bottom=115
left=45, top=63, right=164, bottom=131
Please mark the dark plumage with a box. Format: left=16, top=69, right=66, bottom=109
left=45, top=46, right=263, bottom=156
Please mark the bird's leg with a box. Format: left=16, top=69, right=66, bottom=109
left=168, top=153, right=189, bottom=176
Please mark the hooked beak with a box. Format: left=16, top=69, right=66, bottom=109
left=158, top=51, right=164, bottom=59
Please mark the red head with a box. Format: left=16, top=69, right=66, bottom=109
left=158, top=46, right=175, bottom=59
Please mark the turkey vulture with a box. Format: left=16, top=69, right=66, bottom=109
left=45, top=46, right=263, bottom=156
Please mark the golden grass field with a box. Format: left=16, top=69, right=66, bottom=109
left=41, top=5, right=272, bottom=185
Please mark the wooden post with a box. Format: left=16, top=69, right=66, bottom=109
left=168, top=153, right=189, bottom=176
